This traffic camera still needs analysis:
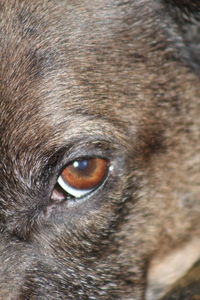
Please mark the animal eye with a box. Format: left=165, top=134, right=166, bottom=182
left=52, top=158, right=109, bottom=199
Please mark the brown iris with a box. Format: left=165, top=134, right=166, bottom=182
left=61, top=158, right=108, bottom=190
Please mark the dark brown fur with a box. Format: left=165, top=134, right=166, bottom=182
left=0, top=0, right=200, bottom=299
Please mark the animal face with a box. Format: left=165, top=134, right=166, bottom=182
left=0, top=1, right=200, bottom=299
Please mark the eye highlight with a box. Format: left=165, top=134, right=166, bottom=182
left=52, top=158, right=109, bottom=199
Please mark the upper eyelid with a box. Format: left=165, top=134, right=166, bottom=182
left=40, top=140, right=114, bottom=192
left=45, top=139, right=113, bottom=172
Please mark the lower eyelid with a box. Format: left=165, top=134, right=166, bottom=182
left=57, top=176, right=91, bottom=198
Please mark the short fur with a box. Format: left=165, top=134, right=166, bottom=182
left=0, top=0, right=200, bottom=299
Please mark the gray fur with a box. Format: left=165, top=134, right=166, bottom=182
left=0, top=0, right=200, bottom=299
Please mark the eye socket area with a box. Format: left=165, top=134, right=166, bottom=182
left=51, top=157, right=109, bottom=200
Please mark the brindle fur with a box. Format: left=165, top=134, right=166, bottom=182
left=0, top=0, right=200, bottom=299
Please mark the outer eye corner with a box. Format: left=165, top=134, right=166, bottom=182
left=51, top=157, right=110, bottom=201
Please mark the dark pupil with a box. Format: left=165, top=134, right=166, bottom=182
left=72, top=159, right=96, bottom=177
left=74, top=160, right=88, bottom=171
